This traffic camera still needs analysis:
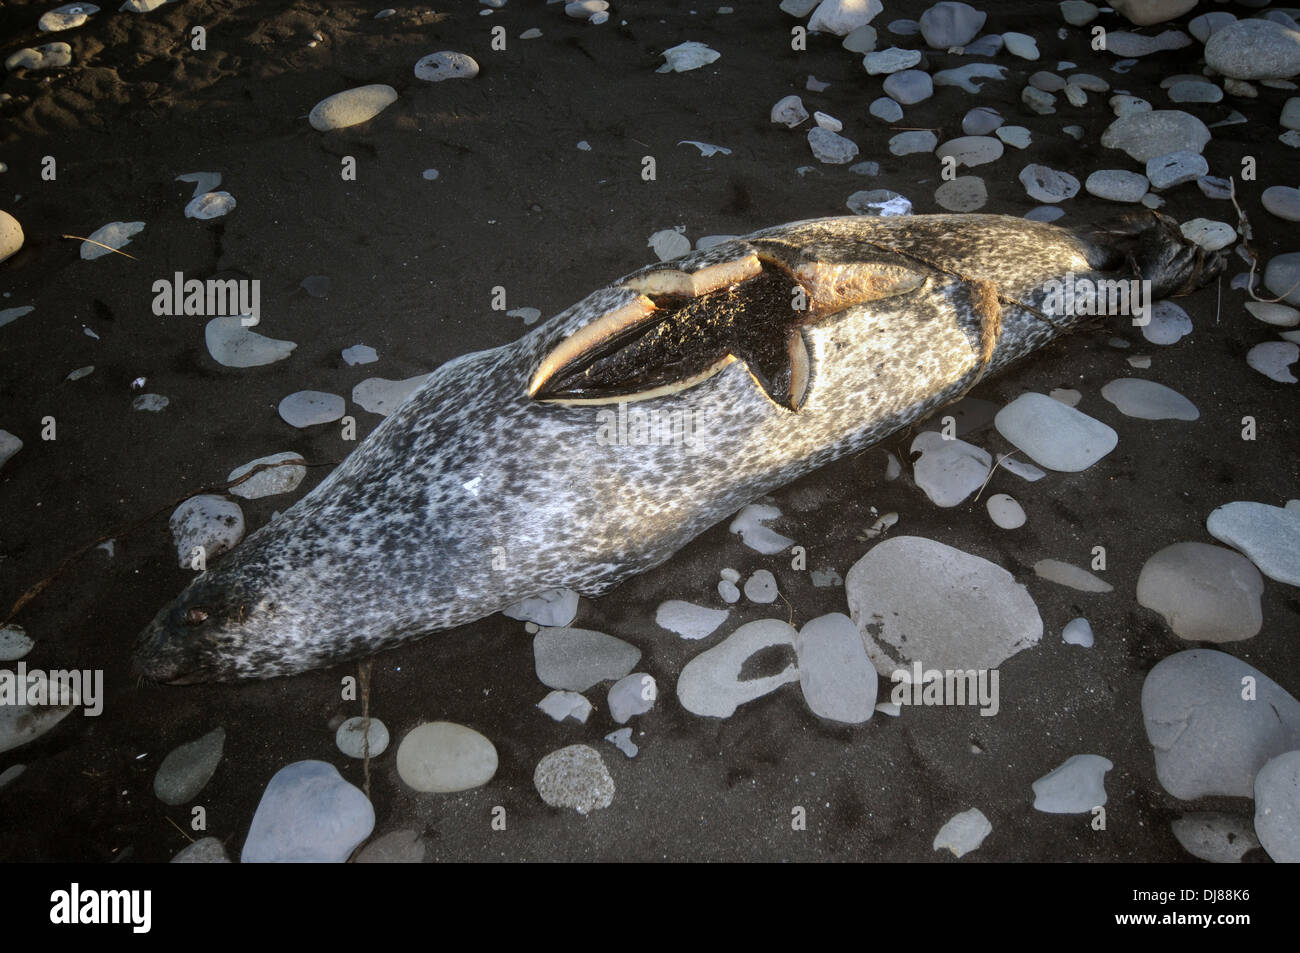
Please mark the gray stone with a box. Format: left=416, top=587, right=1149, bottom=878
left=995, top=125, right=1031, bottom=149
left=1034, top=559, right=1113, bottom=592
left=996, top=393, right=1115, bottom=472
left=890, top=130, right=938, bottom=155
left=170, top=837, right=231, bottom=863
left=1254, top=751, right=1300, bottom=863
left=1105, top=30, right=1192, bottom=57
left=771, top=95, right=808, bottom=128
left=1059, top=1, right=1099, bottom=27
left=933, top=63, right=1007, bottom=93
left=227, top=452, right=306, bottom=499
left=1145, top=150, right=1210, bottom=189
left=1204, top=18, right=1300, bottom=81
left=934, top=175, right=988, bottom=212
left=1142, top=300, right=1194, bottom=345
left=1171, top=813, right=1259, bottom=863
left=1180, top=218, right=1237, bottom=251
left=1142, top=650, right=1300, bottom=799
left=919, top=2, right=985, bottom=49
left=1100, top=378, right=1199, bottom=420
left=503, top=588, right=579, bottom=627
left=1021, top=86, right=1057, bottom=114
left=845, top=536, right=1042, bottom=677
left=533, top=627, right=641, bottom=691
left=1018, top=164, right=1079, bottom=202
left=335, top=716, right=389, bottom=758
left=744, top=569, right=779, bottom=603
left=933, top=808, right=992, bottom=857
left=794, top=613, right=878, bottom=724
left=883, top=69, right=933, bottom=104
left=1206, top=500, right=1300, bottom=585
left=808, top=126, right=859, bottom=163
left=154, top=727, right=225, bottom=805
left=355, top=829, right=426, bottom=863
left=935, top=135, right=1003, bottom=167
left=655, top=600, right=728, bottom=639
left=1032, top=755, right=1112, bottom=812
left=869, top=96, right=904, bottom=121
left=608, top=673, right=657, bottom=723
left=676, top=620, right=800, bottom=717
left=1168, top=79, right=1224, bottom=103
left=910, top=431, right=991, bottom=506
left=395, top=721, right=498, bottom=793
left=414, top=50, right=479, bottom=82
left=863, top=47, right=921, bottom=74
left=1265, top=252, right=1300, bottom=305
left=962, top=106, right=1003, bottom=135
left=1110, top=0, right=1196, bottom=26
left=1137, top=542, right=1264, bottom=642
left=1029, top=70, right=1066, bottom=92
left=1189, top=12, right=1237, bottom=44
left=534, top=745, right=614, bottom=813
left=0, top=624, right=32, bottom=661
left=277, top=390, right=345, bottom=427
left=1085, top=169, right=1149, bottom=203
left=1101, top=110, right=1211, bottom=161
left=1263, top=185, right=1300, bottom=221
left=241, top=760, right=374, bottom=862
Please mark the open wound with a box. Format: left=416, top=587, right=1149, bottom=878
left=530, top=255, right=926, bottom=412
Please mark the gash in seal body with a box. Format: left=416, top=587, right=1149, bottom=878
left=135, top=213, right=1218, bottom=682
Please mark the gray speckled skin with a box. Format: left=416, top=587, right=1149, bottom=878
left=134, top=214, right=1216, bottom=682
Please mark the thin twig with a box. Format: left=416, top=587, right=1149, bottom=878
left=61, top=234, right=139, bottom=260
left=165, top=815, right=195, bottom=843
left=359, top=659, right=374, bottom=802
left=972, top=450, right=1022, bottom=504
left=1228, top=177, right=1300, bottom=303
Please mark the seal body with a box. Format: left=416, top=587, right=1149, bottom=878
left=135, top=214, right=1217, bottom=682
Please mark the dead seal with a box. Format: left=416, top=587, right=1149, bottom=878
left=134, top=213, right=1219, bottom=682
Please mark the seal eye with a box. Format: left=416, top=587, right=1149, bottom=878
left=185, top=607, right=210, bottom=626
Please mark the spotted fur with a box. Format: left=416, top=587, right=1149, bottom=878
left=134, top=214, right=1218, bottom=682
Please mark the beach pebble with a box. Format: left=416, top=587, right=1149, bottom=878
left=933, top=63, right=1008, bottom=93
left=0, top=624, right=33, bottom=662
left=995, top=393, right=1116, bottom=471
left=241, top=761, right=373, bottom=862
left=1021, top=86, right=1057, bottom=115
left=1188, top=11, right=1236, bottom=43
left=1034, top=559, right=1113, bottom=592
left=396, top=722, right=498, bottom=793
left=1246, top=342, right=1299, bottom=383
left=503, top=588, right=579, bottom=627
left=1180, top=218, right=1236, bottom=251
left=335, top=717, right=389, bottom=758
left=5, top=43, right=72, bottom=71
left=1101, top=110, right=1210, bottom=162
left=1049, top=388, right=1081, bottom=406
left=1254, top=752, right=1300, bottom=863
left=1145, top=151, right=1209, bottom=189
left=1283, top=97, right=1300, bottom=130
left=1171, top=813, right=1259, bottom=863
left=1062, top=617, right=1094, bottom=647
left=414, top=51, right=479, bottom=82
left=986, top=493, right=1026, bottom=529
left=175, top=171, right=222, bottom=198
left=1137, top=542, right=1263, bottom=642
left=1000, top=457, right=1046, bottom=481
left=1262, top=186, right=1300, bottom=222
left=933, top=808, right=992, bottom=858
left=536, top=691, right=592, bottom=724
left=170, top=837, right=231, bottom=863
left=995, top=125, right=1031, bottom=149
left=795, top=613, right=878, bottom=723
left=1018, top=165, right=1079, bottom=203
left=809, top=0, right=882, bottom=36
left=308, top=85, right=398, bottom=131
left=184, top=191, right=236, bottom=220
left=1207, top=500, right=1300, bottom=585
left=227, top=452, right=307, bottom=502
left=718, top=580, right=740, bottom=603
left=39, top=4, right=100, bottom=32
left=341, top=344, right=378, bottom=366
left=1265, top=253, right=1300, bottom=305
left=1195, top=175, right=1231, bottom=201
left=911, top=431, right=991, bottom=507
left=1245, top=301, right=1300, bottom=327
left=770, top=95, right=809, bottom=128
left=1204, top=19, right=1300, bottom=81
left=888, top=17, right=919, bottom=34
left=0, top=671, right=79, bottom=755
left=132, top=393, right=168, bottom=412
left=842, top=24, right=878, bottom=53
left=1105, top=30, right=1192, bottom=57
left=277, top=391, right=345, bottom=427
left=1100, top=378, right=1198, bottom=420
left=154, top=728, right=225, bottom=805
left=1059, top=1, right=1098, bottom=27
left=811, top=567, right=843, bottom=587
left=849, top=188, right=914, bottom=213
left=0, top=431, right=22, bottom=469
left=935, top=136, right=1002, bottom=168
left=66, top=366, right=94, bottom=382
left=647, top=229, right=689, bottom=261
left=355, top=830, right=426, bottom=864
left=608, top=673, right=657, bottom=723
left=657, top=41, right=719, bottom=73
left=1110, top=0, right=1195, bottom=25
left=1168, top=79, right=1223, bottom=103
left=677, top=620, right=800, bottom=717
left=605, top=728, right=638, bottom=758
left=80, top=221, right=144, bottom=260
left=205, top=317, right=295, bottom=368
left=1002, top=32, right=1039, bottom=60
left=869, top=97, right=904, bottom=121
left=744, top=570, right=779, bottom=604
left=1085, top=169, right=1149, bottom=203
left=1142, top=300, right=1193, bottom=345
left=1032, top=755, right=1112, bottom=812
left=961, top=106, right=1002, bottom=135
left=352, top=374, right=431, bottom=415
left=507, top=306, right=542, bottom=324
left=845, top=536, right=1042, bottom=677
left=565, top=1, right=608, bottom=20
left=863, top=47, right=922, bottom=74
left=883, top=69, right=933, bottom=104
left=533, top=627, right=640, bottom=691
left=534, top=745, right=614, bottom=814
left=169, top=495, right=243, bottom=567
left=919, top=2, right=985, bottom=49
left=1142, top=649, right=1300, bottom=799
left=655, top=600, right=728, bottom=640
left=808, top=127, right=859, bottom=164
left=300, top=274, right=330, bottom=297
left=0, top=305, right=33, bottom=329
left=1029, top=71, right=1065, bottom=92
left=889, top=131, right=938, bottom=157
left=934, top=176, right=987, bottom=212
left=729, top=502, right=793, bottom=554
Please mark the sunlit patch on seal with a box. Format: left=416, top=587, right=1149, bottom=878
left=531, top=255, right=927, bottom=411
